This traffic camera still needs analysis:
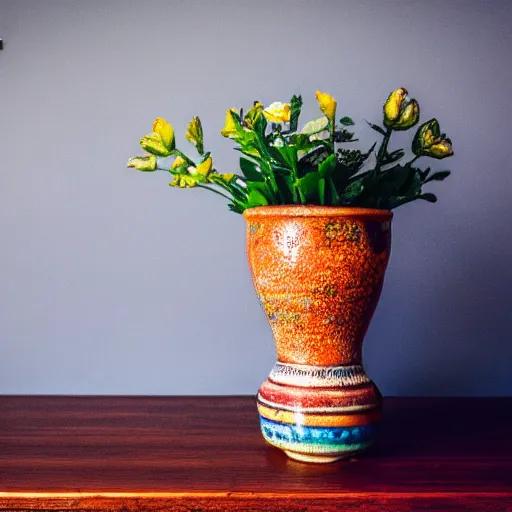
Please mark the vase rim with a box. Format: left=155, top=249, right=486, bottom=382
left=243, top=205, right=393, bottom=220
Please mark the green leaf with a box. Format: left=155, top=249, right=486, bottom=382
left=290, top=95, right=303, bottom=132
left=382, top=149, right=405, bottom=165
left=296, top=171, right=320, bottom=198
left=419, top=193, right=438, bottom=203
left=380, top=165, right=412, bottom=191
left=383, top=196, right=416, bottom=209
left=253, top=111, right=268, bottom=138
left=327, top=176, right=341, bottom=205
left=400, top=168, right=422, bottom=197
left=342, top=175, right=368, bottom=204
left=247, top=188, right=269, bottom=207
left=342, top=165, right=423, bottom=209
left=375, top=165, right=422, bottom=207
left=266, top=144, right=290, bottom=169
left=339, top=116, right=355, bottom=126
left=274, top=145, right=298, bottom=171
left=334, top=129, right=357, bottom=143
left=330, top=161, right=363, bottom=201
left=425, top=170, right=451, bottom=182
left=318, top=178, right=326, bottom=205
left=239, top=157, right=264, bottom=181
left=291, top=133, right=311, bottom=146
left=298, top=145, right=330, bottom=173
left=245, top=180, right=274, bottom=203
left=275, top=173, right=296, bottom=204
left=228, top=201, right=246, bottom=214
left=366, top=121, right=387, bottom=136
left=318, top=154, right=336, bottom=178
left=336, top=143, right=376, bottom=174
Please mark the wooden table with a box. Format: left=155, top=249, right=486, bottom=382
left=0, top=396, right=511, bottom=511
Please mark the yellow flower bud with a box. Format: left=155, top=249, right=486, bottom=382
left=384, top=88, right=407, bottom=123
left=221, top=108, right=240, bottom=138
left=392, top=100, right=419, bottom=130
left=195, top=156, right=213, bottom=177
left=428, top=140, right=454, bottom=159
left=383, top=88, right=420, bottom=131
left=140, top=133, right=172, bottom=157
left=152, top=118, right=175, bottom=150
left=170, top=174, right=197, bottom=188
left=171, top=156, right=186, bottom=169
left=211, top=173, right=236, bottom=185
left=186, top=116, right=204, bottom=154
left=412, top=118, right=453, bottom=159
left=244, top=102, right=264, bottom=128
left=315, top=91, right=337, bottom=122
left=127, top=155, right=157, bottom=172
left=263, top=102, right=291, bottom=123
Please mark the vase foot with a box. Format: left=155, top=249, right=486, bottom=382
left=284, top=450, right=346, bottom=463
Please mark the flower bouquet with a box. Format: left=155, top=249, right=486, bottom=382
left=127, top=89, right=454, bottom=463
left=127, top=88, right=453, bottom=212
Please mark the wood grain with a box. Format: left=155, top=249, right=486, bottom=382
left=0, top=396, right=511, bottom=511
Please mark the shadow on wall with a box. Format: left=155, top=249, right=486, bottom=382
left=366, top=205, right=510, bottom=396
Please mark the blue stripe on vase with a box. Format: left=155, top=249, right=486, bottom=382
left=260, top=416, right=378, bottom=446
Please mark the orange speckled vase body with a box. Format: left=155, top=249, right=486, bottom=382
left=244, top=206, right=392, bottom=463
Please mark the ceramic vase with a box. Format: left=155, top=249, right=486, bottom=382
left=243, top=206, right=392, bottom=463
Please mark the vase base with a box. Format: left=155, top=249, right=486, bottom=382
left=284, top=450, right=347, bottom=463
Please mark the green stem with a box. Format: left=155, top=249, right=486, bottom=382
left=407, top=155, right=421, bottom=167
left=291, top=183, right=299, bottom=204
left=213, top=176, right=245, bottom=201
left=375, top=128, right=393, bottom=172
left=253, top=133, right=280, bottom=202
left=330, top=118, right=336, bottom=154
left=286, top=149, right=300, bottom=204
left=174, top=149, right=195, bottom=166
left=196, top=184, right=232, bottom=201
left=251, top=157, right=277, bottom=204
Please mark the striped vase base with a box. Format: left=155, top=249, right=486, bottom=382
left=284, top=451, right=348, bottom=464
left=257, top=362, right=382, bottom=463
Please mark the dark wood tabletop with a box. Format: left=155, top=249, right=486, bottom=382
left=0, top=396, right=511, bottom=511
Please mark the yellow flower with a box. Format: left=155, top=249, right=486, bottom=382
left=412, top=118, right=454, bottom=159
left=301, top=116, right=329, bottom=135
left=210, top=173, right=236, bottom=185
left=140, top=133, right=171, bottom=156
left=428, top=140, right=453, bottom=158
left=384, top=88, right=407, bottom=123
left=393, top=100, right=419, bottom=130
left=152, top=118, right=175, bottom=150
left=244, top=102, right=264, bottom=128
left=171, top=156, right=186, bottom=169
left=383, top=88, right=419, bottom=131
left=221, top=108, right=241, bottom=138
left=263, top=102, right=291, bottom=123
left=315, top=91, right=337, bottom=122
left=195, top=156, right=213, bottom=177
left=186, top=116, right=204, bottom=154
left=140, top=118, right=175, bottom=156
left=127, top=155, right=157, bottom=172
left=170, top=174, right=197, bottom=188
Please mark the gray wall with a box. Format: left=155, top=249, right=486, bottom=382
left=0, top=0, right=511, bottom=396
